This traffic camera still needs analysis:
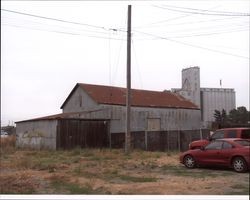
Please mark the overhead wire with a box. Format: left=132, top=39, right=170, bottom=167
left=136, top=5, right=223, bottom=29
left=155, top=4, right=250, bottom=15
left=138, top=16, right=246, bottom=29
left=132, top=39, right=144, bottom=89
left=164, top=28, right=249, bottom=39
left=133, top=27, right=249, bottom=40
left=134, top=13, right=192, bottom=28
left=132, top=21, right=249, bottom=40
left=2, top=23, right=126, bottom=41
left=138, top=22, right=249, bottom=36
left=153, top=5, right=250, bottom=16
left=111, top=18, right=127, bottom=86
left=2, top=7, right=249, bottom=60
left=1, top=8, right=127, bottom=33
left=2, top=23, right=79, bottom=36
left=134, top=30, right=249, bottom=59
left=1, top=16, right=120, bottom=36
left=161, top=16, right=247, bottom=26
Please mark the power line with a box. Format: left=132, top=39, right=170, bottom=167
left=132, top=39, right=143, bottom=89
left=140, top=22, right=249, bottom=36
left=2, top=23, right=125, bottom=41
left=166, top=28, right=249, bottom=39
left=157, top=4, right=250, bottom=15
left=133, top=28, right=249, bottom=40
left=2, top=16, right=119, bottom=36
left=134, top=13, right=191, bottom=28
left=138, top=16, right=244, bottom=29
left=1, top=8, right=126, bottom=33
left=154, top=5, right=250, bottom=16
left=134, top=30, right=249, bottom=59
left=3, top=23, right=79, bottom=36
left=136, top=5, right=222, bottom=29
left=133, top=22, right=249, bottom=39
left=111, top=17, right=127, bottom=85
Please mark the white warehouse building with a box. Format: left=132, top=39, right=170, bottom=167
left=172, top=67, right=236, bottom=128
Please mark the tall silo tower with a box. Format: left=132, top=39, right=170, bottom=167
left=178, top=67, right=201, bottom=108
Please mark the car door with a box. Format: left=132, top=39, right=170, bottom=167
left=197, top=140, right=224, bottom=165
left=218, top=141, right=234, bottom=165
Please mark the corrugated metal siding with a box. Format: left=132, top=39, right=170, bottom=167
left=201, top=88, right=236, bottom=126
left=105, top=105, right=201, bottom=133
left=16, top=120, right=57, bottom=150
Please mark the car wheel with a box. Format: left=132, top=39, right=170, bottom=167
left=184, top=155, right=196, bottom=169
left=232, top=157, right=247, bottom=173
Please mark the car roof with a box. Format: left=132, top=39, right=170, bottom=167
left=215, top=138, right=250, bottom=143
left=215, top=138, right=250, bottom=146
left=216, top=127, right=250, bottom=131
left=217, top=138, right=243, bottom=141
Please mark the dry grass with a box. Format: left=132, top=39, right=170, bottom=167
left=0, top=172, right=38, bottom=194
left=0, top=146, right=249, bottom=195
left=0, top=135, right=16, bottom=155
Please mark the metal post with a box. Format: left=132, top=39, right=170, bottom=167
left=178, top=129, right=181, bottom=152
left=125, top=5, right=132, bottom=154
left=145, top=131, right=148, bottom=150
left=167, top=129, right=169, bottom=153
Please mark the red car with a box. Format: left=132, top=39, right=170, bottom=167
left=180, top=138, right=250, bottom=173
left=189, top=127, right=250, bottom=150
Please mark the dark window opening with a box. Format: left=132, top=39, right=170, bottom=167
left=211, top=131, right=224, bottom=140
left=227, top=130, right=237, bottom=138
left=222, top=141, right=232, bottom=149
left=241, top=130, right=250, bottom=139
left=205, top=140, right=223, bottom=150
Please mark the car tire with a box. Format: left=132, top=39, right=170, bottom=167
left=232, top=157, right=247, bottom=173
left=184, top=155, right=196, bottom=169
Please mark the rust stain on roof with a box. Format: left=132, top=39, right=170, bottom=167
left=61, top=83, right=199, bottom=110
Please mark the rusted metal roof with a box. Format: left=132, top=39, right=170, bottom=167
left=15, top=111, right=110, bottom=123
left=15, top=112, right=77, bottom=123
left=61, top=83, right=199, bottom=110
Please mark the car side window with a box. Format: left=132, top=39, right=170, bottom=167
left=222, top=141, right=233, bottom=149
left=227, top=130, right=237, bottom=138
left=241, top=130, right=250, bottom=139
left=211, top=131, right=224, bottom=140
left=205, top=141, right=223, bottom=150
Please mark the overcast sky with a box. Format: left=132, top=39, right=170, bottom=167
left=1, top=1, right=249, bottom=126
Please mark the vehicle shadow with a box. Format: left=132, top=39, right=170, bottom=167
left=197, top=165, right=250, bottom=173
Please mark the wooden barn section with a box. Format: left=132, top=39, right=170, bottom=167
left=16, top=83, right=206, bottom=151
left=16, top=113, right=110, bottom=150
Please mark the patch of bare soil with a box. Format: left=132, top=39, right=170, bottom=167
left=0, top=149, right=249, bottom=195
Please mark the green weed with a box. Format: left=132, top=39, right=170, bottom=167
left=160, top=165, right=230, bottom=178
left=51, top=181, right=95, bottom=194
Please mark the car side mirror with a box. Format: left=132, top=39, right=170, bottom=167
left=200, top=146, right=205, bottom=151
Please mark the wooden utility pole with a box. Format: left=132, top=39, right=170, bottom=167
left=125, top=5, right=132, bottom=154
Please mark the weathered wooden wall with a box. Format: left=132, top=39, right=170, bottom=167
left=110, top=129, right=210, bottom=152
left=56, top=119, right=109, bottom=150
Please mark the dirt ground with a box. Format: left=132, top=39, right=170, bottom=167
left=0, top=146, right=249, bottom=195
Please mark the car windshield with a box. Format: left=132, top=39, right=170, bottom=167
left=235, top=140, right=250, bottom=146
